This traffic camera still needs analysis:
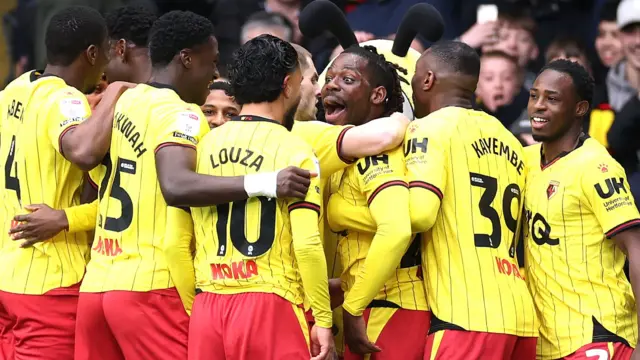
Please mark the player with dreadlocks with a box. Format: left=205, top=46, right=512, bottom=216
left=322, top=44, right=430, bottom=359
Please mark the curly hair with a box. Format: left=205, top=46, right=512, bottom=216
left=45, top=6, right=107, bottom=66
left=540, top=59, right=594, bottom=104
left=148, top=11, right=214, bottom=67
left=343, top=45, right=407, bottom=116
left=228, top=34, right=298, bottom=105
left=106, top=5, right=157, bottom=46
left=209, top=80, right=233, bottom=97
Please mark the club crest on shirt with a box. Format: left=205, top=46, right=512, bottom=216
left=546, top=181, right=560, bottom=199
left=598, top=163, right=609, bottom=173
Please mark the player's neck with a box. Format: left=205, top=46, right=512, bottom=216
left=130, top=54, right=152, bottom=84
left=429, top=92, right=473, bottom=113
left=541, top=129, right=583, bottom=164
left=43, top=64, right=85, bottom=92
left=239, top=103, right=284, bottom=125
left=149, top=69, right=184, bottom=98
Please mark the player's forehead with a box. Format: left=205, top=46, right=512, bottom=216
left=532, top=69, right=573, bottom=95
left=329, top=53, right=368, bottom=74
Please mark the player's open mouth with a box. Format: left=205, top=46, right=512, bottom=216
left=323, top=97, right=347, bottom=123
left=530, top=116, right=549, bottom=131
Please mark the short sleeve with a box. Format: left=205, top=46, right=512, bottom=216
left=582, top=160, right=640, bottom=237
left=292, top=121, right=354, bottom=176
left=404, top=120, right=447, bottom=200
left=288, top=145, right=323, bottom=213
left=154, top=108, right=210, bottom=153
left=355, top=147, right=407, bottom=206
left=46, top=91, right=91, bottom=155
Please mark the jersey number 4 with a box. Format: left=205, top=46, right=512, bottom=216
left=215, top=197, right=276, bottom=257
left=99, top=156, right=134, bottom=232
left=470, top=173, right=521, bottom=255
left=4, top=135, right=21, bottom=202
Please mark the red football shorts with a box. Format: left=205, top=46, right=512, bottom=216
left=0, top=284, right=79, bottom=360
left=188, top=292, right=311, bottom=360
left=344, top=308, right=431, bottom=360
left=74, top=288, right=189, bottom=360
left=425, top=329, right=537, bottom=360
left=562, top=342, right=634, bottom=360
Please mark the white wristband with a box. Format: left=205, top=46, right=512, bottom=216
left=244, top=171, right=279, bottom=198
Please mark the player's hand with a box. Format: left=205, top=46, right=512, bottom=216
left=342, top=309, right=381, bottom=355
left=102, top=81, right=136, bottom=100
left=276, top=166, right=316, bottom=199
left=310, top=325, right=335, bottom=360
left=631, top=347, right=640, bottom=360
left=9, top=204, right=69, bottom=247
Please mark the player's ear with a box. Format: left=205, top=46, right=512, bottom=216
left=86, top=44, right=98, bottom=66
left=370, top=85, right=387, bottom=106
left=180, top=49, right=193, bottom=69
left=283, top=74, right=292, bottom=99
left=116, top=39, right=127, bottom=61
left=575, top=100, right=589, bottom=118
left=423, top=71, right=436, bottom=91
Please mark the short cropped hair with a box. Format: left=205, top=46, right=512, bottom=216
left=241, top=11, right=294, bottom=43
left=291, top=43, right=312, bottom=71
left=428, top=40, right=481, bottom=79
left=209, top=80, right=233, bottom=96
left=228, top=34, right=298, bottom=105
left=106, top=5, right=157, bottom=46
left=148, top=10, right=215, bottom=67
left=540, top=59, right=594, bottom=104
left=45, top=6, right=107, bottom=66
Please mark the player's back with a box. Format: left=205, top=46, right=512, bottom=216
left=0, top=71, right=90, bottom=294
left=83, top=83, right=209, bottom=293
left=410, top=107, right=537, bottom=336
left=192, top=116, right=322, bottom=306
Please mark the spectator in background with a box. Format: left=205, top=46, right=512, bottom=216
left=476, top=51, right=522, bottom=123
left=605, top=0, right=640, bottom=204
left=200, top=81, right=241, bottom=129
left=482, top=10, right=539, bottom=91
left=595, top=1, right=623, bottom=72
left=240, top=11, right=294, bottom=44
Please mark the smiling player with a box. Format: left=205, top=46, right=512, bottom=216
left=525, top=59, right=640, bottom=360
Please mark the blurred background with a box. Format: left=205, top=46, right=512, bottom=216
left=2, top=0, right=640, bottom=195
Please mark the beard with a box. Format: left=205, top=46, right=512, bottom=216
left=284, top=98, right=300, bottom=131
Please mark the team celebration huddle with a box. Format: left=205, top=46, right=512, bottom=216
left=1, top=1, right=639, bottom=359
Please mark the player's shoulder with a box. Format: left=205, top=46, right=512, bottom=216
left=284, top=127, right=316, bottom=154
left=578, top=137, right=625, bottom=174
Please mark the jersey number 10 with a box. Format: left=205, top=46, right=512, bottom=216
left=470, top=173, right=521, bottom=256
left=215, top=198, right=277, bottom=258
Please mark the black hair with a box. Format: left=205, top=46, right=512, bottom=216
left=148, top=10, right=215, bottom=67
left=343, top=45, right=407, bottom=116
left=540, top=59, right=594, bottom=104
left=427, top=40, right=481, bottom=79
left=545, top=36, right=589, bottom=65
left=599, top=0, right=619, bottom=22
left=209, top=80, right=233, bottom=96
left=228, top=34, right=298, bottom=105
left=106, top=5, right=157, bottom=46
left=45, top=6, right=107, bottom=66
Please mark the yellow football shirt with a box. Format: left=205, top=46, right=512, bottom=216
left=192, top=116, right=332, bottom=328
left=0, top=71, right=91, bottom=294
left=81, top=82, right=210, bottom=293
left=328, top=146, right=427, bottom=313
left=524, top=137, right=639, bottom=359
left=407, top=106, right=538, bottom=337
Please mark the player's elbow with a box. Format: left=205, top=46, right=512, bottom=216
left=66, top=148, right=101, bottom=171
left=377, top=221, right=412, bottom=245
left=159, top=176, right=187, bottom=207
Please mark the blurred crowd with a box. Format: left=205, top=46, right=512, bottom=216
left=3, top=0, right=640, bottom=192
